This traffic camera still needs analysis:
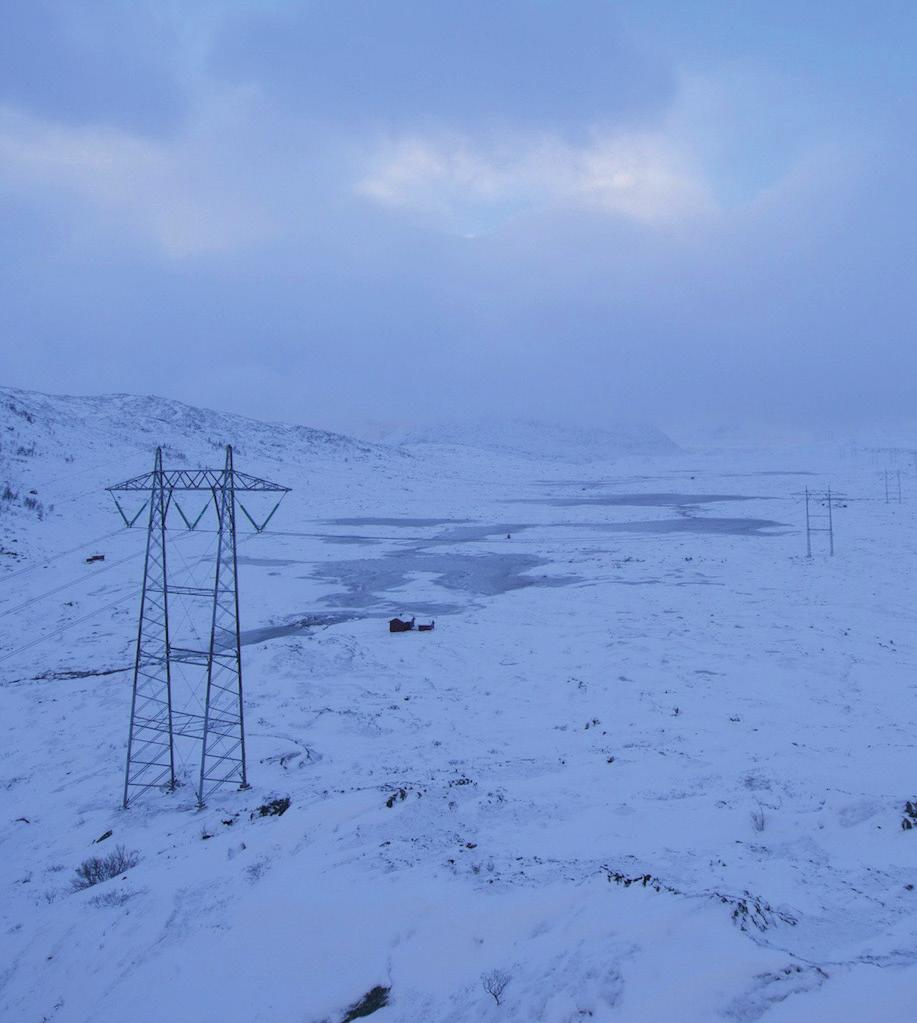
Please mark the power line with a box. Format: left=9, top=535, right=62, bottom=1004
left=0, top=550, right=139, bottom=621
left=0, top=529, right=231, bottom=667
left=0, top=527, right=126, bottom=585
left=0, top=591, right=135, bottom=667
left=0, top=528, right=205, bottom=620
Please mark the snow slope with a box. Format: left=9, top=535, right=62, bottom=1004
left=0, top=385, right=386, bottom=503
left=2, top=389, right=917, bottom=1022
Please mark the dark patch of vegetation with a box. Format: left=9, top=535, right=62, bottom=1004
left=901, top=801, right=917, bottom=830
left=340, top=986, right=390, bottom=1022
left=604, top=869, right=658, bottom=889
left=385, top=788, right=407, bottom=808
left=24, top=496, right=46, bottom=519
left=601, top=866, right=796, bottom=932
left=5, top=400, right=34, bottom=423
left=90, top=889, right=139, bottom=909
left=251, top=796, right=290, bottom=819
left=1, top=484, right=50, bottom=519
left=30, top=666, right=129, bottom=682
left=72, top=846, right=139, bottom=891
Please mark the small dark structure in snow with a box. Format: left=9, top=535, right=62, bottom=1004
left=418, top=621, right=435, bottom=632
left=85, top=554, right=105, bottom=563
left=389, top=616, right=415, bottom=633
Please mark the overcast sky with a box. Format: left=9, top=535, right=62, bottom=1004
left=1, top=1, right=915, bottom=436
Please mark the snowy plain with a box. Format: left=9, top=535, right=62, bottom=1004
left=2, top=387, right=917, bottom=1022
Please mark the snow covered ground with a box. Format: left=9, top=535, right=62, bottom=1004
left=2, top=388, right=917, bottom=1022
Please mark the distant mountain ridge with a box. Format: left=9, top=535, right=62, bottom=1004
left=365, top=417, right=679, bottom=461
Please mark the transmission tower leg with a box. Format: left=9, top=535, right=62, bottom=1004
left=198, top=445, right=248, bottom=807
left=123, top=447, right=175, bottom=808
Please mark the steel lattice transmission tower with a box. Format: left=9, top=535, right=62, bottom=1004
left=108, top=446, right=289, bottom=808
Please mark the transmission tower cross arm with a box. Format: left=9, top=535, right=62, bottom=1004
left=107, top=468, right=289, bottom=494
left=228, top=470, right=291, bottom=493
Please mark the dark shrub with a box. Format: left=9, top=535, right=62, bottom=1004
left=72, top=845, right=139, bottom=891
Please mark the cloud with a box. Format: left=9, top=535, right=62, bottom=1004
left=0, top=95, right=715, bottom=260
left=2, top=2, right=915, bottom=434
left=0, top=0, right=187, bottom=133
left=357, top=130, right=714, bottom=233
left=0, top=98, right=274, bottom=258
left=210, top=0, right=674, bottom=132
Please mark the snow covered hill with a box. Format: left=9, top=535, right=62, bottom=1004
left=0, top=386, right=385, bottom=480
left=0, top=386, right=391, bottom=543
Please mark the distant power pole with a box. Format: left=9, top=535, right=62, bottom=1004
left=109, top=446, right=289, bottom=808
left=805, top=486, right=812, bottom=558
left=827, top=485, right=834, bottom=556
left=882, top=469, right=903, bottom=504
left=804, top=485, right=835, bottom=557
